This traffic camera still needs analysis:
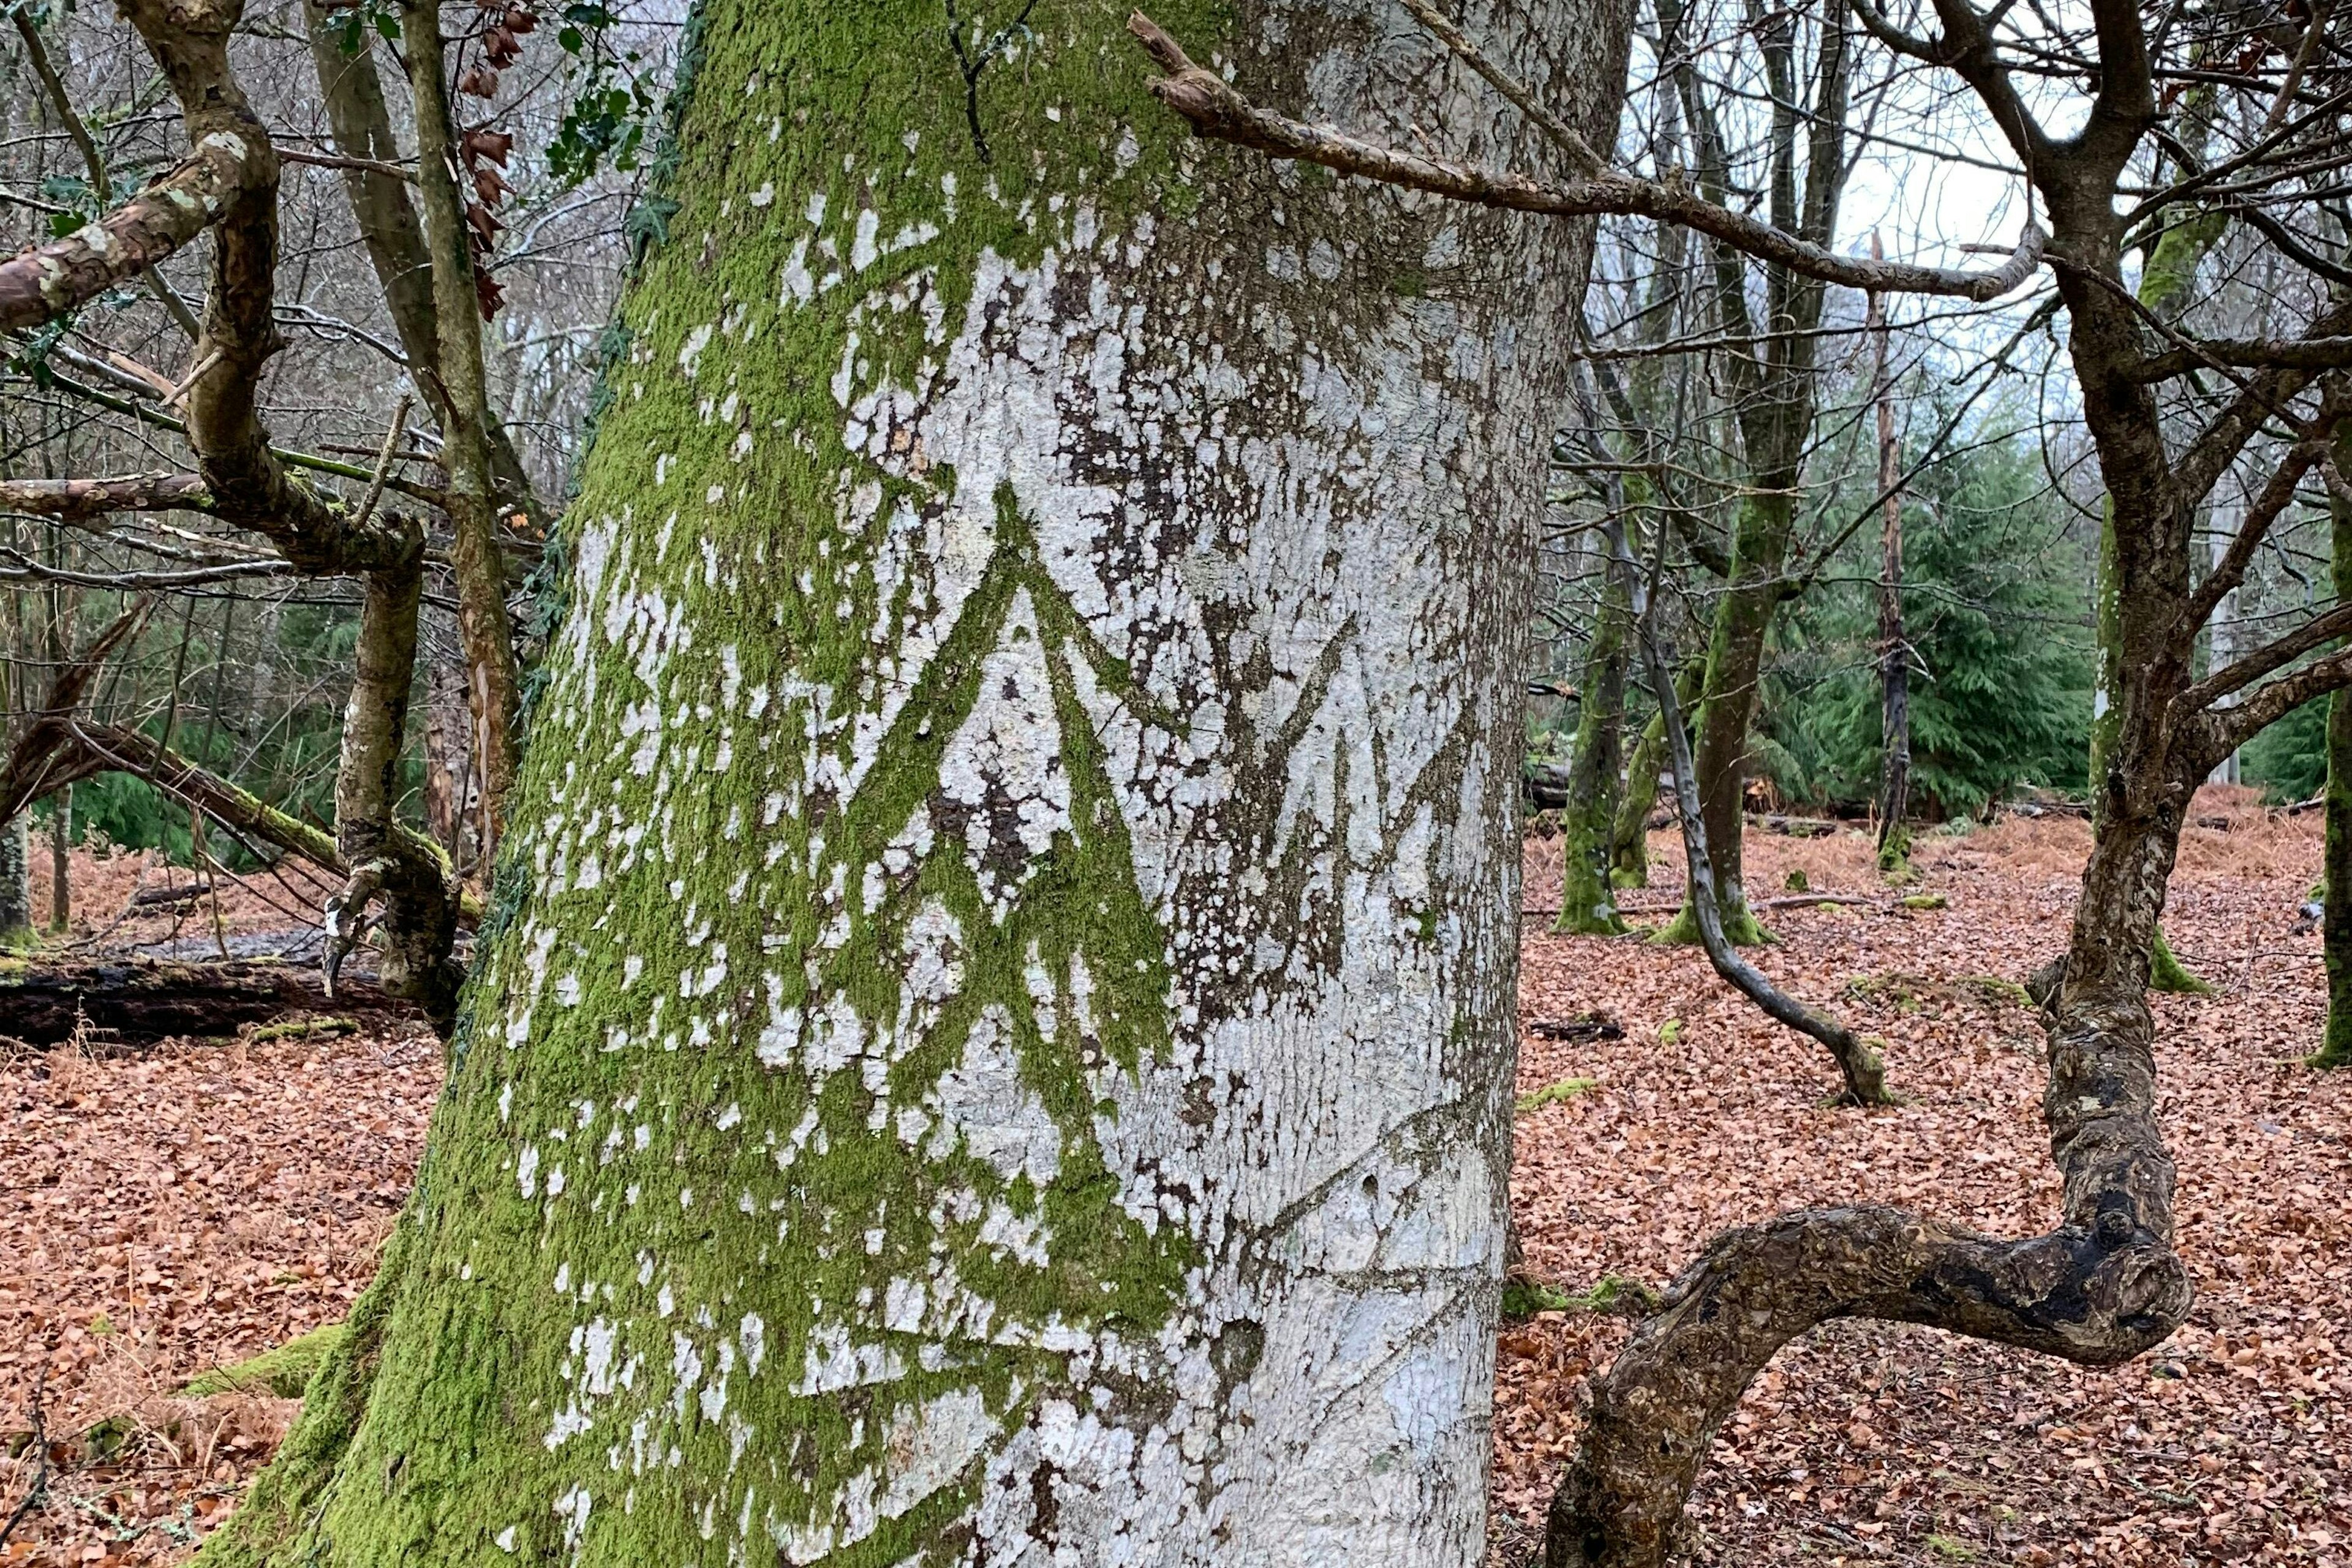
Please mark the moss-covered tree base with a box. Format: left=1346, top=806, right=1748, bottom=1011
left=1552, top=904, right=1627, bottom=937
left=1651, top=901, right=1768, bottom=948
left=1876, top=835, right=1914, bottom=885
left=179, top=1321, right=350, bottom=1400
left=2147, top=928, right=2214, bottom=995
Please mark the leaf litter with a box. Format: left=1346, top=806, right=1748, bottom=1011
left=1, top=797, right=2345, bottom=1564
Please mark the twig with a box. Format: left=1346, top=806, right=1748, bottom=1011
left=158, top=349, right=224, bottom=411
left=353, top=395, right=412, bottom=529
left=278, top=146, right=415, bottom=182
left=0, top=1359, right=53, bottom=1553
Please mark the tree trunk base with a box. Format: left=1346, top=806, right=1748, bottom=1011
left=2146, top=929, right=2214, bottom=995
left=1651, top=900, right=1768, bottom=948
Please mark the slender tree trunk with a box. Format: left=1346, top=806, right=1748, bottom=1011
left=400, top=1, right=522, bottom=852
left=1867, top=267, right=1909, bottom=878
left=2091, top=205, right=2225, bottom=997
left=301, top=0, right=538, bottom=508
left=1610, top=709, right=1664, bottom=889
left=47, top=783, right=69, bottom=932
left=200, top=2, right=1629, bottom=1562
left=1609, top=654, right=1699, bottom=888
left=2320, top=417, right=2352, bottom=1068
left=421, top=654, right=475, bottom=873
left=1556, top=566, right=1632, bottom=933
left=43, top=533, right=70, bottom=931
left=0, top=811, right=30, bottom=947
left=326, top=538, right=464, bottom=1031
left=1662, top=498, right=1789, bottom=947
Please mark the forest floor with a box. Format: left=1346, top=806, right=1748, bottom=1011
left=0, top=789, right=2346, bottom=1565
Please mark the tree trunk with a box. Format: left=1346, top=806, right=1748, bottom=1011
left=401, top=0, right=524, bottom=851
left=421, top=654, right=477, bottom=873
left=2088, top=206, right=2225, bottom=998
left=300, top=0, right=538, bottom=511
left=1608, top=654, right=1699, bottom=889
left=1556, top=568, right=1631, bottom=933
left=1662, top=500, right=1789, bottom=948
left=202, top=1, right=1629, bottom=1562
left=2321, top=416, right=2352, bottom=1068
left=0, top=811, right=29, bottom=947
left=1867, top=270, right=1909, bottom=879
left=48, top=783, right=69, bottom=932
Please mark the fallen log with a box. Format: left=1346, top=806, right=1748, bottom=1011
left=130, top=880, right=214, bottom=910
left=0, top=954, right=408, bottom=1046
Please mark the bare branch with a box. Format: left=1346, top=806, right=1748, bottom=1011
left=1573, top=374, right=1890, bottom=1106
left=1126, top=11, right=2046, bottom=301
left=0, top=107, right=260, bottom=333
left=2203, top=638, right=2352, bottom=761
left=2182, top=601, right=2352, bottom=715
left=2126, top=335, right=2352, bottom=383
left=0, top=550, right=293, bottom=590
left=0, top=473, right=215, bottom=519
left=2180, top=439, right=2330, bottom=632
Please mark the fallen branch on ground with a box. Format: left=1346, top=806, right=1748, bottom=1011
left=0, top=955, right=409, bottom=1046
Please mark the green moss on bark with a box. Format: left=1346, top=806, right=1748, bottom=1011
left=204, top=3, right=1236, bottom=1562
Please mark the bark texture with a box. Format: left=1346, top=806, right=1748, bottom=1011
left=202, top=2, right=1629, bottom=1562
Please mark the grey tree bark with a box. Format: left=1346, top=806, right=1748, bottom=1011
left=201, top=2, right=1632, bottom=1562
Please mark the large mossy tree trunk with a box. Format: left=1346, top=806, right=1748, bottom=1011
left=1556, top=567, right=1632, bottom=933
left=202, top=2, right=1629, bottom=1563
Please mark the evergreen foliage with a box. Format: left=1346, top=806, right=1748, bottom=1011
left=1759, top=425, right=2094, bottom=819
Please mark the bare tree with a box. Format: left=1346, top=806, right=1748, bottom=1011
left=0, top=0, right=661, bottom=1019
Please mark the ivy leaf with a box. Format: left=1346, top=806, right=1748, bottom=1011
left=623, top=193, right=679, bottom=257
